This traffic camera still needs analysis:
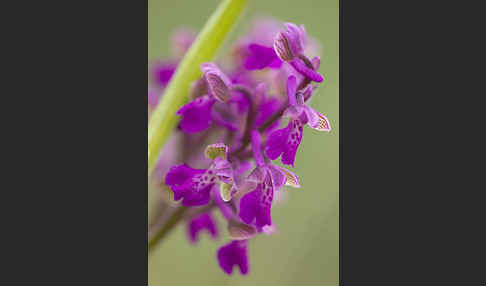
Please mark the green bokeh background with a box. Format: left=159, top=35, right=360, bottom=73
left=148, top=0, right=338, bottom=285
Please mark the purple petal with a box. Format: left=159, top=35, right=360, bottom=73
left=302, top=105, right=320, bottom=128
left=250, top=131, right=265, bottom=167
left=187, top=213, right=219, bottom=244
left=265, top=122, right=292, bottom=161
left=244, top=44, right=282, bottom=70
left=165, top=164, right=216, bottom=206
left=274, top=31, right=294, bottom=61
left=284, top=23, right=305, bottom=55
left=165, top=164, right=205, bottom=187
left=265, top=119, right=303, bottom=167
left=266, top=165, right=287, bottom=191
left=239, top=186, right=260, bottom=225
left=307, top=109, right=331, bottom=132
left=287, top=75, right=297, bottom=106
left=173, top=181, right=213, bottom=206
left=239, top=176, right=274, bottom=228
left=217, top=240, right=249, bottom=275
left=201, top=63, right=232, bottom=102
left=289, top=58, right=324, bottom=82
left=176, top=95, right=216, bottom=133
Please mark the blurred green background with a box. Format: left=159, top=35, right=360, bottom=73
left=148, top=0, right=338, bottom=285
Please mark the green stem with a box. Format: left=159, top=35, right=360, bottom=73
left=148, top=206, right=188, bottom=253
left=148, top=0, right=248, bottom=177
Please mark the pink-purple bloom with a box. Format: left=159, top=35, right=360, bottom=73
left=151, top=19, right=331, bottom=276
left=266, top=75, right=331, bottom=166
left=239, top=131, right=287, bottom=227
left=274, top=23, right=324, bottom=82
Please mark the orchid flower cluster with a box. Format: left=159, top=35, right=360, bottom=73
left=148, top=18, right=331, bottom=276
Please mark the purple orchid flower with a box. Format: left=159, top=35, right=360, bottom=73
left=239, top=131, right=299, bottom=228
left=165, top=143, right=233, bottom=206
left=217, top=240, right=249, bottom=275
left=186, top=213, right=219, bottom=244
left=265, top=75, right=331, bottom=167
left=176, top=63, right=234, bottom=133
left=274, top=23, right=324, bottom=83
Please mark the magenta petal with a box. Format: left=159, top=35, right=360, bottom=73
left=244, top=44, right=282, bottom=70
left=265, top=119, right=303, bottom=167
left=173, top=183, right=213, bottom=206
left=176, top=95, right=216, bottom=133
left=239, top=180, right=273, bottom=228
left=217, top=240, right=249, bottom=275
left=265, top=122, right=292, bottom=161
left=239, top=186, right=260, bottom=225
left=287, top=75, right=297, bottom=105
left=187, top=213, right=219, bottom=244
left=289, top=58, right=324, bottom=82
left=165, top=164, right=205, bottom=187
left=165, top=164, right=215, bottom=206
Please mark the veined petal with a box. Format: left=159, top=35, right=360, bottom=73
left=306, top=108, right=331, bottom=132
left=228, top=220, right=257, bottom=240
left=276, top=166, right=301, bottom=188
left=201, top=63, right=232, bottom=102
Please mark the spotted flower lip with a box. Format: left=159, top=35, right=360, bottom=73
left=217, top=240, right=249, bottom=275
left=238, top=131, right=297, bottom=228
left=265, top=75, right=331, bottom=166
left=165, top=144, right=234, bottom=206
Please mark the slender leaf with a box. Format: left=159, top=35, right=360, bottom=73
left=148, top=0, right=248, bottom=176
